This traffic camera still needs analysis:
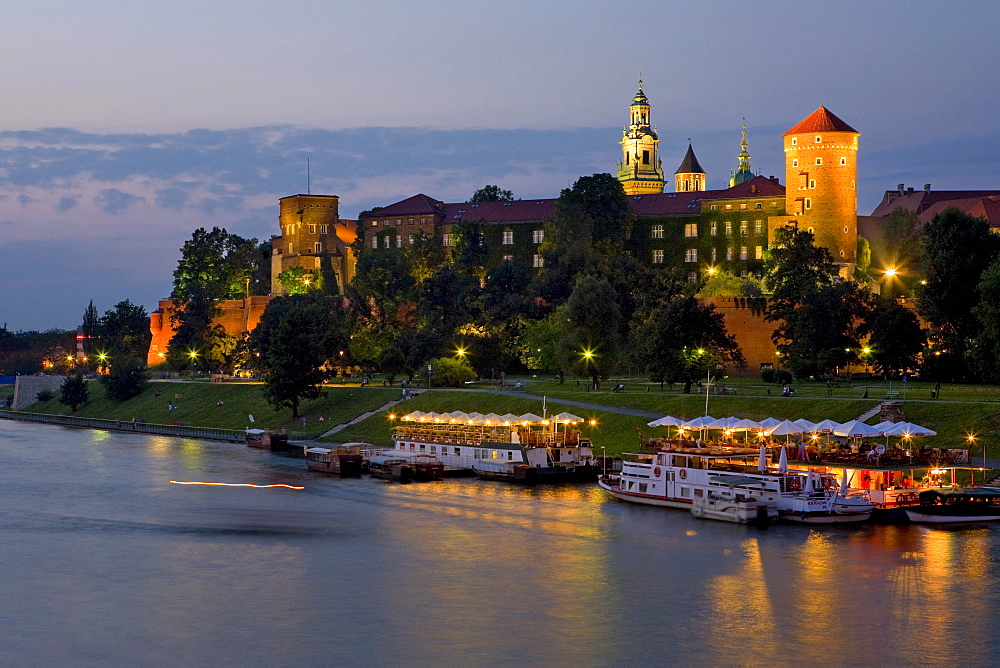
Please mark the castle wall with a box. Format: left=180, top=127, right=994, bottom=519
left=147, top=296, right=274, bottom=366
left=13, top=375, right=66, bottom=410
left=702, top=296, right=778, bottom=373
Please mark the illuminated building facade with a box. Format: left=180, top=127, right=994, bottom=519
left=270, top=194, right=357, bottom=295
left=616, top=81, right=666, bottom=195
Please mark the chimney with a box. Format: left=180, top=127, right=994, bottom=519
left=924, top=184, right=931, bottom=193
left=907, top=187, right=915, bottom=193
left=897, top=184, right=905, bottom=195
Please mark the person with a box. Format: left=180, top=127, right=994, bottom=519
left=217, top=400, right=224, bottom=406
left=782, top=384, right=790, bottom=397
left=797, top=440, right=807, bottom=461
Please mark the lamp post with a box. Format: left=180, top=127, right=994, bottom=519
left=601, top=445, right=606, bottom=476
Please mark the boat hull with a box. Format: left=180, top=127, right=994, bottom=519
left=905, top=508, right=1000, bottom=524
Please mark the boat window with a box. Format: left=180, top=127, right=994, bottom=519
left=419, top=444, right=425, bottom=452
left=680, top=487, right=691, bottom=498
left=430, top=446, right=436, bottom=454
left=492, top=450, right=497, bottom=459
left=508, top=451, right=513, bottom=460
left=695, top=489, right=704, bottom=497
left=410, top=444, right=415, bottom=452
left=638, top=483, right=647, bottom=494
left=454, top=447, right=460, bottom=456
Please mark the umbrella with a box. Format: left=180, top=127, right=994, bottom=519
left=758, top=417, right=782, bottom=429
left=768, top=420, right=805, bottom=437
left=709, top=416, right=742, bottom=429
left=647, top=415, right=685, bottom=427
left=778, top=446, right=789, bottom=474
left=757, top=442, right=768, bottom=472
left=793, top=418, right=816, bottom=431
left=812, top=419, right=841, bottom=433
left=834, top=420, right=881, bottom=438
left=884, top=422, right=937, bottom=437
left=517, top=413, right=544, bottom=424
left=733, top=418, right=762, bottom=430
left=553, top=412, right=584, bottom=422
left=682, top=416, right=716, bottom=429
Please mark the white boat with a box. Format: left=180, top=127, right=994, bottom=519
left=388, top=410, right=597, bottom=480
left=904, top=489, right=1000, bottom=524
left=689, top=478, right=779, bottom=525
left=598, top=445, right=874, bottom=524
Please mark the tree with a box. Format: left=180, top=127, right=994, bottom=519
left=469, top=185, right=513, bottom=203
left=970, top=258, right=1000, bottom=382
left=519, top=307, right=567, bottom=377
left=59, top=374, right=89, bottom=412
left=917, top=207, right=1000, bottom=371
left=100, top=355, right=149, bottom=401
left=277, top=266, right=312, bottom=295
left=559, top=275, right=621, bottom=388
left=779, top=282, right=874, bottom=378
left=250, top=295, right=347, bottom=417
left=100, top=299, right=150, bottom=359
left=633, top=296, right=743, bottom=392
left=872, top=208, right=923, bottom=292
left=428, top=356, right=476, bottom=387
left=861, top=298, right=925, bottom=377
left=316, top=256, right=340, bottom=296
left=698, top=271, right=743, bottom=298
left=80, top=301, right=101, bottom=362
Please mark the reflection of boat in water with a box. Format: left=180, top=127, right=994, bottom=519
left=689, top=478, right=779, bottom=525
left=599, top=445, right=873, bottom=524
left=905, top=488, right=1000, bottom=524
left=389, top=409, right=597, bottom=481
left=305, top=445, right=363, bottom=477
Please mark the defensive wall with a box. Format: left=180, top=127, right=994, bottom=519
left=147, top=296, right=274, bottom=366
left=12, top=375, right=66, bottom=410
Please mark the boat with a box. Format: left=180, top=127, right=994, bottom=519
left=409, top=454, right=445, bottom=481
left=305, top=445, right=363, bottom=476
left=598, top=444, right=874, bottom=524
left=245, top=428, right=295, bottom=453
left=904, top=488, right=1000, bottom=524
left=369, top=456, right=413, bottom=483
left=388, top=409, right=597, bottom=482
left=689, top=477, right=779, bottom=525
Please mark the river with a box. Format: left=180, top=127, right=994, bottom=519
left=1, top=420, right=996, bottom=666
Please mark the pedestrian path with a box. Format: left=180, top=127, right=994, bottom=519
left=853, top=402, right=886, bottom=422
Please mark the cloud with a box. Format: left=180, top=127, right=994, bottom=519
left=155, top=188, right=189, bottom=209
left=94, top=188, right=144, bottom=214
left=57, top=196, right=78, bottom=211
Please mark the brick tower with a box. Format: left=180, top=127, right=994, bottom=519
left=782, top=107, right=860, bottom=271
left=674, top=142, right=706, bottom=192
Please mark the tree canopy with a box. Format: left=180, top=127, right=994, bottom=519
left=470, top=185, right=514, bottom=202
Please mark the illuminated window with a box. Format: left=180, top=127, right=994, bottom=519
left=443, top=233, right=455, bottom=247
left=771, top=202, right=778, bottom=207
left=502, top=229, right=514, bottom=245
left=740, top=203, right=748, bottom=210
left=532, top=229, right=545, bottom=244
left=840, top=157, right=847, bottom=166
left=791, top=138, right=798, bottom=145
left=408, top=218, right=414, bottom=225
left=371, top=221, right=378, bottom=227
left=740, top=246, right=748, bottom=261
left=315, top=241, right=323, bottom=253
left=755, top=245, right=763, bottom=260
left=816, top=158, right=823, bottom=165
left=740, top=221, right=748, bottom=235
left=710, top=205, right=718, bottom=211
left=652, top=250, right=664, bottom=264
left=792, top=159, right=798, bottom=167
left=684, top=248, right=698, bottom=263
left=652, top=225, right=664, bottom=239
left=755, top=220, right=763, bottom=234
left=371, top=237, right=378, bottom=249
left=725, top=221, right=732, bottom=236
left=815, top=136, right=822, bottom=143
left=726, top=247, right=733, bottom=261
left=725, top=204, right=732, bottom=210
left=533, top=253, right=544, bottom=268
left=684, top=223, right=698, bottom=237
left=383, top=237, right=390, bottom=248
left=408, top=234, right=414, bottom=244
left=395, top=235, right=402, bottom=248
left=711, top=248, right=717, bottom=262
left=710, top=221, right=717, bottom=236
left=309, top=224, right=316, bottom=234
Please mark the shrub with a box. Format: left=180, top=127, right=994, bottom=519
left=429, top=357, right=476, bottom=387
left=36, top=389, right=54, bottom=402
left=775, top=370, right=793, bottom=385
left=760, top=368, right=775, bottom=384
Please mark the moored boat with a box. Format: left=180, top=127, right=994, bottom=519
left=599, top=445, right=874, bottom=524
left=305, top=445, right=363, bottom=476
left=904, top=488, right=1000, bottom=524
left=690, top=480, right=779, bottom=525
left=369, top=456, right=413, bottom=483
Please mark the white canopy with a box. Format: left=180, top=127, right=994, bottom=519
left=811, top=419, right=841, bottom=433
left=834, top=420, right=882, bottom=438
left=793, top=418, right=817, bottom=431
left=708, top=416, right=742, bottom=430
left=758, top=417, right=782, bottom=429
left=884, top=422, right=937, bottom=437
left=733, top=418, right=762, bottom=430
left=647, top=415, right=687, bottom=427
left=682, top=416, right=717, bottom=429
left=553, top=412, right=584, bottom=423
left=768, top=420, right=805, bottom=436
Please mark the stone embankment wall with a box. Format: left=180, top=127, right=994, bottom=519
left=12, top=375, right=66, bottom=410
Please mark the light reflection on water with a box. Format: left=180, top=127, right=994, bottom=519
left=0, top=419, right=998, bottom=666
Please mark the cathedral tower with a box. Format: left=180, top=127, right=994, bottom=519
left=674, top=142, right=706, bottom=192
left=782, top=106, right=859, bottom=268
left=729, top=126, right=755, bottom=187
left=617, top=80, right=665, bottom=195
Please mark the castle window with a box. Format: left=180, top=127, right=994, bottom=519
left=755, top=220, right=763, bottom=235
left=710, top=205, right=718, bottom=211
left=725, top=204, right=732, bottom=210
left=684, top=223, right=697, bottom=238
left=755, top=245, right=764, bottom=260
left=371, top=237, right=378, bottom=249
left=443, top=233, right=455, bottom=247
left=808, top=227, right=814, bottom=234
left=315, top=242, right=323, bottom=253
left=711, top=248, right=717, bottom=262
left=805, top=198, right=812, bottom=210
left=420, top=218, right=427, bottom=225
left=502, top=229, right=514, bottom=245
left=792, top=159, right=798, bottom=167
left=683, top=179, right=690, bottom=190
left=771, top=202, right=778, bottom=207
left=408, top=234, right=414, bottom=245
left=725, top=222, right=732, bottom=236
left=688, top=272, right=698, bottom=283
left=815, top=136, right=822, bottom=143
left=809, top=180, right=816, bottom=189
left=395, top=236, right=402, bottom=248
left=408, top=218, right=414, bottom=225
left=396, top=219, right=402, bottom=226
left=309, top=224, right=316, bottom=234
left=740, top=221, right=748, bottom=235
left=383, top=237, right=390, bottom=248
left=533, top=229, right=545, bottom=244
left=840, top=250, right=846, bottom=257
left=652, top=225, right=664, bottom=239
left=815, top=158, right=823, bottom=166
left=321, top=225, right=328, bottom=234
left=791, top=138, right=798, bottom=145
left=643, top=150, right=650, bottom=165
left=533, top=253, right=544, bottom=268
left=740, top=246, right=748, bottom=261
left=840, top=158, right=847, bottom=166
left=382, top=219, right=389, bottom=226
left=652, top=250, right=664, bottom=264
left=755, top=202, right=762, bottom=209
left=684, top=248, right=698, bottom=263
left=502, top=254, right=513, bottom=262
left=371, top=221, right=378, bottom=227
left=726, top=247, right=733, bottom=261
left=740, top=203, right=748, bottom=210
left=710, top=221, right=717, bottom=236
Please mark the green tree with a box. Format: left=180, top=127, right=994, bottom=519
left=249, top=295, right=347, bottom=418
left=970, top=258, right=1000, bottom=382
left=559, top=275, right=621, bottom=388
left=861, top=298, right=926, bottom=377
left=520, top=307, right=567, bottom=377
left=698, top=271, right=743, bottom=298
left=59, top=374, right=89, bottom=411
left=100, top=299, right=150, bottom=359
left=100, top=355, right=149, bottom=401
left=80, top=300, right=101, bottom=362
left=316, top=256, right=340, bottom=296
left=917, top=207, right=1000, bottom=375
left=470, top=185, right=514, bottom=203
left=428, top=356, right=476, bottom=387
left=780, top=282, right=874, bottom=378
left=277, top=266, right=312, bottom=295
left=872, top=208, right=923, bottom=292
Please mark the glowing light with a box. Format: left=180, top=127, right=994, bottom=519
left=169, top=481, right=304, bottom=489
left=863, top=347, right=871, bottom=354
left=589, top=419, right=597, bottom=426
left=455, top=347, right=467, bottom=357
left=884, top=267, right=897, bottom=277
left=188, top=350, right=199, bottom=359
left=967, top=433, right=977, bottom=443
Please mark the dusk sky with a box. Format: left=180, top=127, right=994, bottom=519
left=1, top=0, right=998, bottom=330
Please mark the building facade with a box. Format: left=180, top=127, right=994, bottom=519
left=615, top=81, right=666, bottom=195
left=270, top=194, right=357, bottom=295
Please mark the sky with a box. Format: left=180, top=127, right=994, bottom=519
left=1, top=0, right=998, bottom=331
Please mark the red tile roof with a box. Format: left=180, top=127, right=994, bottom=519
left=870, top=189, right=1000, bottom=217
left=367, top=193, right=444, bottom=217
left=442, top=198, right=555, bottom=224
left=783, top=106, right=859, bottom=136
left=703, top=175, right=785, bottom=199
left=918, top=196, right=1000, bottom=227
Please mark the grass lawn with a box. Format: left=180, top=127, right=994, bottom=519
left=20, top=380, right=398, bottom=439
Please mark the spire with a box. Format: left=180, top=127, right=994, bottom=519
left=675, top=142, right=705, bottom=175
left=729, top=122, right=754, bottom=187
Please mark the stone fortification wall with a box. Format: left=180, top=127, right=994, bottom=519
left=701, top=296, right=776, bottom=372
left=13, top=375, right=66, bottom=410
left=147, top=296, right=274, bottom=366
